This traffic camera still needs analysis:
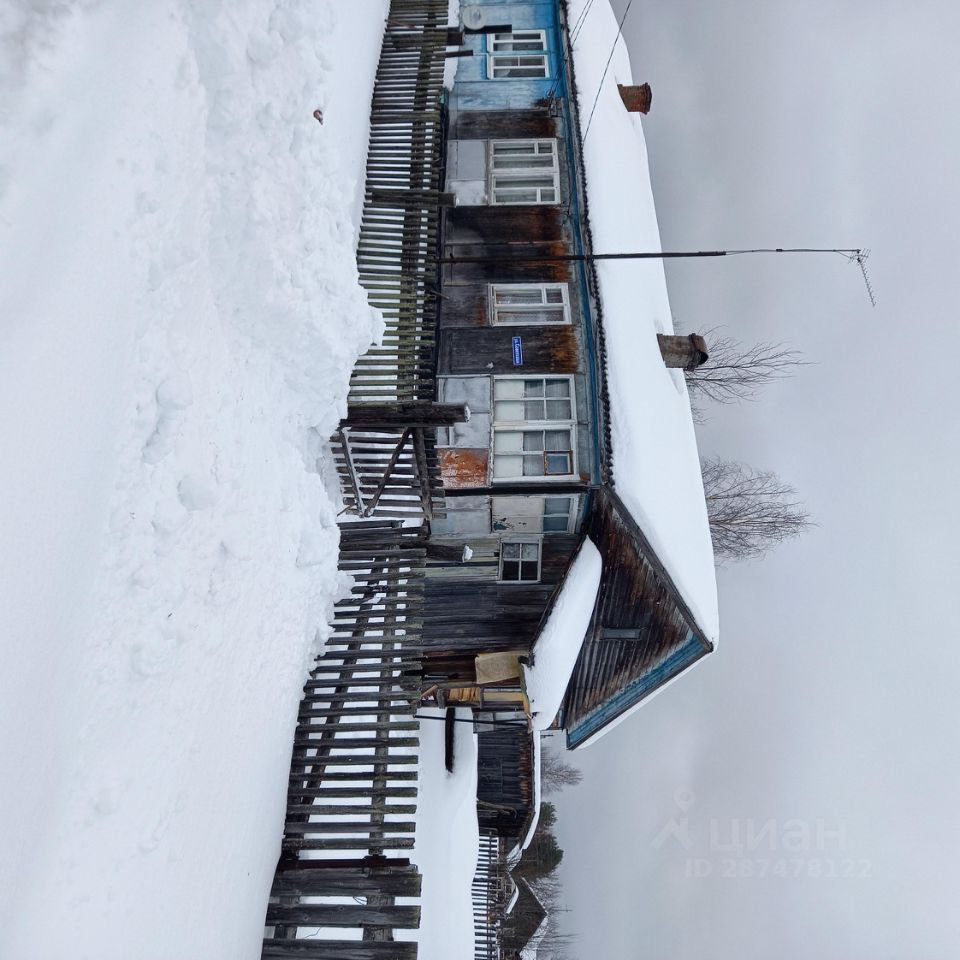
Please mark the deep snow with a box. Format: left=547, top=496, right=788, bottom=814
left=0, top=1, right=388, bottom=956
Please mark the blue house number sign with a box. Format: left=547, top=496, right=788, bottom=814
left=512, top=336, right=523, bottom=366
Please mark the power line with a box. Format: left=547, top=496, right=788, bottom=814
left=438, top=247, right=877, bottom=304
left=582, top=0, right=634, bottom=143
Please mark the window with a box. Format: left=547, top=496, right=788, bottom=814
left=489, top=140, right=559, bottom=205
left=542, top=496, right=575, bottom=532
left=493, top=376, right=573, bottom=422
left=499, top=540, right=541, bottom=582
left=487, top=31, right=549, bottom=79
left=489, top=284, right=570, bottom=325
left=491, top=495, right=578, bottom=534
left=492, top=377, right=576, bottom=480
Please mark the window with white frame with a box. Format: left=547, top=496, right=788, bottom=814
left=487, top=31, right=549, bottom=79
left=492, top=377, right=576, bottom=480
left=499, top=540, right=541, bottom=582
left=491, top=495, right=577, bottom=534
left=489, top=140, right=559, bottom=205
left=489, top=283, right=570, bottom=325
left=542, top=496, right=576, bottom=532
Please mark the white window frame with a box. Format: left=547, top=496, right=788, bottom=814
left=486, top=31, right=549, bottom=80
left=498, top=538, right=543, bottom=583
left=541, top=495, right=578, bottom=534
left=491, top=375, right=577, bottom=483
left=488, top=283, right=571, bottom=326
left=491, top=495, right=578, bottom=534
left=488, top=140, right=559, bottom=206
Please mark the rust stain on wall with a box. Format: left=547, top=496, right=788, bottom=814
left=439, top=448, right=489, bottom=488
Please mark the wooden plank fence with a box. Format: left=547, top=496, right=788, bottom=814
left=332, top=0, right=462, bottom=522
left=262, top=521, right=429, bottom=959
left=471, top=831, right=507, bottom=960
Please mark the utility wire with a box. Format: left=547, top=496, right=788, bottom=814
left=582, top=0, right=634, bottom=143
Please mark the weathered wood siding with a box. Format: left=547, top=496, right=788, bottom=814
left=440, top=326, right=579, bottom=374
left=421, top=535, right=578, bottom=657
left=561, top=489, right=713, bottom=748
left=477, top=726, right=536, bottom=835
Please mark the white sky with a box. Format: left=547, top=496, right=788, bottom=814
left=553, top=1, right=960, bottom=957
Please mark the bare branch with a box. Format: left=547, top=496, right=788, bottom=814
left=701, top=457, right=812, bottom=562
left=540, top=751, right=583, bottom=795
left=684, top=327, right=809, bottom=405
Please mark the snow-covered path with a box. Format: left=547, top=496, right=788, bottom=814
left=0, top=2, right=387, bottom=956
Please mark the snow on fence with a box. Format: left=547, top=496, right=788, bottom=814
left=332, top=0, right=464, bottom=523
left=263, top=520, right=428, bottom=959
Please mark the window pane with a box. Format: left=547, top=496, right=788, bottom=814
left=523, top=380, right=544, bottom=397
left=494, top=189, right=539, bottom=204
left=522, top=456, right=545, bottom=476
left=544, top=430, right=570, bottom=450
left=520, top=543, right=539, bottom=560
left=542, top=515, right=568, bottom=533
left=522, top=433, right=544, bottom=451
left=545, top=379, right=569, bottom=397
left=539, top=188, right=555, bottom=202
left=496, top=288, right=544, bottom=305
left=545, top=287, right=565, bottom=304
left=494, top=378, right=525, bottom=399
left=493, top=143, right=535, bottom=157
left=545, top=398, right=571, bottom=419
left=524, top=399, right=546, bottom=419
left=501, top=560, right=520, bottom=580
left=495, top=400, right=525, bottom=421
left=495, top=431, right=524, bottom=452
left=503, top=542, right=521, bottom=560
left=498, top=65, right=547, bottom=78
left=494, top=455, right=522, bottom=478
left=519, top=561, right=539, bottom=580
left=545, top=452, right=572, bottom=475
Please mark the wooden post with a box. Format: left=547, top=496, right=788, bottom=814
left=345, top=401, right=467, bottom=428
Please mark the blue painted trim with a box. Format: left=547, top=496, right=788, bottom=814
left=565, top=632, right=707, bottom=748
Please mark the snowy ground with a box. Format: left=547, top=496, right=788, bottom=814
left=404, top=708, right=479, bottom=960
left=0, top=1, right=389, bottom=956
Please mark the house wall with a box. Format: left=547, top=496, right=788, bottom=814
left=419, top=0, right=603, bottom=685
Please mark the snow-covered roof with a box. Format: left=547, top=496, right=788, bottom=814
left=567, top=0, right=720, bottom=643
left=523, top=538, right=603, bottom=730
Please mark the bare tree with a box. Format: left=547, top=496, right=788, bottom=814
left=701, top=457, right=812, bottom=562
left=684, top=328, right=808, bottom=406
left=540, top=751, right=583, bottom=795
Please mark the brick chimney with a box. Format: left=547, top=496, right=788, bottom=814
left=618, top=83, right=652, bottom=114
left=657, top=333, right=709, bottom=371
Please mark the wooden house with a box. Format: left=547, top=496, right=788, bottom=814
left=419, top=0, right=721, bottom=749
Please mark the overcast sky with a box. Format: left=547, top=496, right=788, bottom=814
left=553, top=2, right=960, bottom=957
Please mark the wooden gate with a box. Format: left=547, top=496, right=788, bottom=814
left=263, top=521, right=429, bottom=959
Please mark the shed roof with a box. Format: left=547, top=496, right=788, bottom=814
left=565, top=0, right=719, bottom=644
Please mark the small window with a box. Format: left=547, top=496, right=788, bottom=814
left=500, top=540, right=541, bottom=582
left=489, top=140, right=559, bottom=205
left=491, top=495, right=577, bottom=534
left=542, top=496, right=574, bottom=533
left=487, top=31, right=549, bottom=79
left=493, top=377, right=573, bottom=422
left=490, top=284, right=570, bottom=325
